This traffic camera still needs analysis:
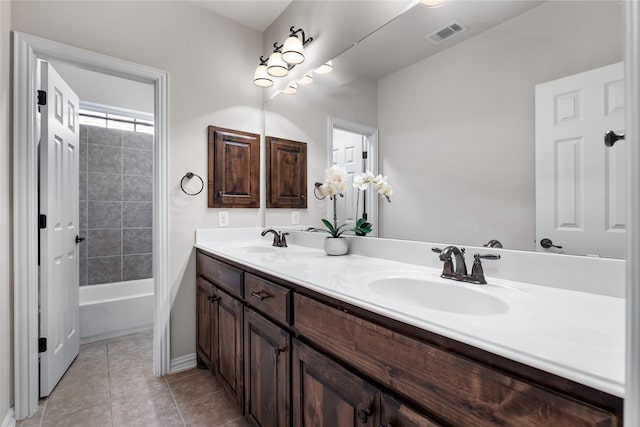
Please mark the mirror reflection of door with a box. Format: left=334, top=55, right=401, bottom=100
left=535, top=62, right=625, bottom=258
left=332, top=128, right=365, bottom=228
left=329, top=118, right=379, bottom=234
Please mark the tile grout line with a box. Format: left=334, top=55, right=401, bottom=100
left=164, top=376, right=187, bottom=427
left=37, top=398, right=49, bottom=427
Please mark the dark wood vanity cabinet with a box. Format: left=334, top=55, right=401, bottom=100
left=244, top=308, right=290, bottom=427
left=196, top=252, right=244, bottom=409
left=195, top=249, right=622, bottom=427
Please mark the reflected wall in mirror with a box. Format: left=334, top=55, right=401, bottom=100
left=264, top=0, right=624, bottom=258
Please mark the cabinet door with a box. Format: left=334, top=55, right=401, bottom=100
left=208, top=126, right=260, bottom=208
left=196, top=277, right=216, bottom=369
left=292, top=339, right=378, bottom=427
left=244, top=308, right=290, bottom=427
left=214, top=289, right=244, bottom=409
left=266, top=136, right=307, bottom=208
left=380, top=393, right=441, bottom=427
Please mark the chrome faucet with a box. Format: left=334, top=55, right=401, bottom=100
left=483, top=239, right=503, bottom=248
left=261, top=229, right=289, bottom=247
left=432, top=246, right=500, bottom=285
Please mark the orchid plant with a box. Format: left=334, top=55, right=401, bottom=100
left=314, top=166, right=348, bottom=237
left=352, top=171, right=393, bottom=236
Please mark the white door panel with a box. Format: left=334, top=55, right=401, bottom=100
left=332, top=129, right=365, bottom=226
left=39, top=61, right=80, bottom=396
left=535, top=62, right=625, bottom=258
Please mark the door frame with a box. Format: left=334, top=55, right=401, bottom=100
left=327, top=116, right=379, bottom=236
left=12, top=32, right=170, bottom=419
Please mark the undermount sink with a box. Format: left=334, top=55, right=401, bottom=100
left=368, top=277, right=509, bottom=315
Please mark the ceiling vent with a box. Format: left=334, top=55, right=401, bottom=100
left=426, top=20, right=468, bottom=45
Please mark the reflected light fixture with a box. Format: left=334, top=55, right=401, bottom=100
left=254, top=26, right=314, bottom=87
left=283, top=83, right=298, bottom=95
left=422, top=0, right=449, bottom=7
left=253, top=57, right=273, bottom=87
left=315, top=60, right=333, bottom=74
left=298, top=72, right=313, bottom=85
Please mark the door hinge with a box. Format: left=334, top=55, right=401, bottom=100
left=362, top=151, right=368, bottom=159
left=39, top=214, right=47, bottom=229
left=38, top=337, right=47, bottom=353
left=37, top=90, right=47, bottom=106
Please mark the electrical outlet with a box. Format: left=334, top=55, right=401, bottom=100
left=218, top=211, right=229, bottom=227
left=291, top=211, right=300, bottom=225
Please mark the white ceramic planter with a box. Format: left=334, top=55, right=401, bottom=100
left=324, top=237, right=349, bottom=256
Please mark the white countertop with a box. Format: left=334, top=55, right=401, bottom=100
left=195, top=233, right=625, bottom=397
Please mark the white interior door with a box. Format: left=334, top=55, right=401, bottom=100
left=39, top=61, right=80, bottom=396
left=332, top=128, right=365, bottom=227
left=535, top=62, right=625, bottom=258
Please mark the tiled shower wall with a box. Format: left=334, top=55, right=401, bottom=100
left=79, top=124, right=153, bottom=286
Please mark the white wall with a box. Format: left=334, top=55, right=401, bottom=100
left=265, top=74, right=378, bottom=228
left=378, top=1, right=622, bottom=250
left=50, top=61, right=154, bottom=114
left=11, top=0, right=264, bottom=361
left=1, top=0, right=13, bottom=423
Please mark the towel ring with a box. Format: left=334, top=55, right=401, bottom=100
left=180, top=172, right=204, bottom=196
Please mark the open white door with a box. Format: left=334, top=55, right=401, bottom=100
left=39, top=61, right=80, bottom=397
left=535, top=62, right=625, bottom=258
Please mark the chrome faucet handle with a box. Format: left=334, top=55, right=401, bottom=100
left=469, top=253, right=501, bottom=284
left=431, top=247, right=442, bottom=253
left=483, top=239, right=503, bottom=248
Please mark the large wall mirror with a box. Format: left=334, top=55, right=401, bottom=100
left=264, top=0, right=624, bottom=259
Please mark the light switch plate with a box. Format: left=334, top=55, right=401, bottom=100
left=218, top=211, right=229, bottom=227
left=291, top=211, right=300, bottom=225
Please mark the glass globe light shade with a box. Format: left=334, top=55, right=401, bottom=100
left=315, top=60, right=333, bottom=74
left=298, top=72, right=313, bottom=85
left=267, top=52, right=289, bottom=77
left=253, top=65, right=274, bottom=87
left=283, top=83, right=298, bottom=95
left=281, top=36, right=305, bottom=65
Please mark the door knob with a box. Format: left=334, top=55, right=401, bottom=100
left=540, top=238, right=562, bottom=249
left=604, top=130, right=625, bottom=147
left=75, top=235, right=85, bottom=244
left=358, top=408, right=372, bottom=424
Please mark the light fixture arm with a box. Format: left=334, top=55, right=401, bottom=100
left=273, top=42, right=284, bottom=52
left=259, top=56, right=269, bottom=66
left=289, top=26, right=313, bottom=46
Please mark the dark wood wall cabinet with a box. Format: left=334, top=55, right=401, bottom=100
left=266, top=136, right=307, bottom=208
left=195, top=249, right=623, bottom=427
left=208, top=126, right=260, bottom=208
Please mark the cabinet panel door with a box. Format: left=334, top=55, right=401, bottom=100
left=292, top=339, right=377, bottom=427
left=244, top=308, right=290, bottom=427
left=214, top=289, right=244, bottom=408
left=380, top=393, right=441, bottom=427
left=196, top=277, right=215, bottom=368
left=208, top=126, right=260, bottom=208
left=266, top=136, right=307, bottom=208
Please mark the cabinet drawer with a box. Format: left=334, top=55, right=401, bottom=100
left=197, top=251, right=243, bottom=298
left=293, top=293, right=617, bottom=427
left=245, top=273, right=290, bottom=326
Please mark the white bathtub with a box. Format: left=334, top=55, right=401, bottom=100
left=79, top=279, right=154, bottom=344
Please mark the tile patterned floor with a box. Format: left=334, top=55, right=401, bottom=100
left=17, top=331, right=249, bottom=427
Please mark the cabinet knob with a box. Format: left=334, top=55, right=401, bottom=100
left=218, top=190, right=223, bottom=198
left=207, top=295, right=218, bottom=302
left=358, top=408, right=372, bottom=424
left=300, top=194, right=305, bottom=199
left=274, top=347, right=285, bottom=356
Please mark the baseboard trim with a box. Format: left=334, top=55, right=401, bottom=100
left=2, top=408, right=16, bottom=427
left=79, top=325, right=153, bottom=345
left=169, top=353, right=197, bottom=374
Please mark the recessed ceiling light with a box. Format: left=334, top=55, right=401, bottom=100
left=298, top=72, right=313, bottom=85
left=315, top=60, right=333, bottom=74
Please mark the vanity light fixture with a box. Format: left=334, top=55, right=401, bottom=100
left=254, top=26, right=314, bottom=87
left=422, top=0, right=449, bottom=7
left=298, top=72, right=313, bottom=85
left=253, top=58, right=274, bottom=87
left=315, top=60, right=333, bottom=74
left=267, top=48, right=290, bottom=77
left=283, top=83, right=298, bottom=95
